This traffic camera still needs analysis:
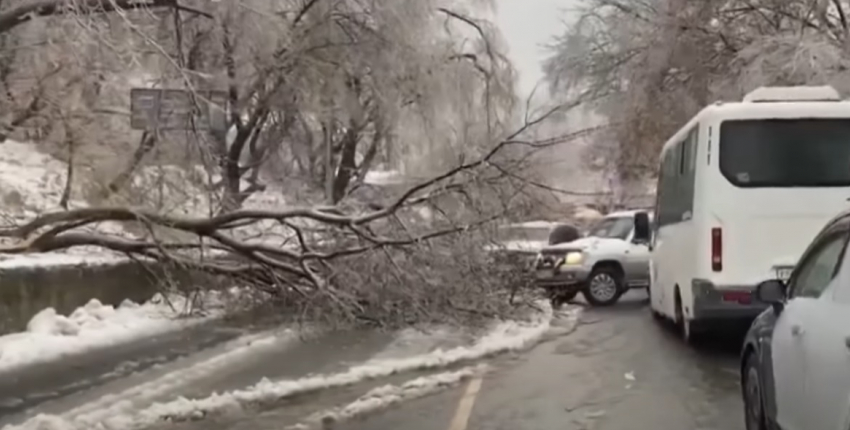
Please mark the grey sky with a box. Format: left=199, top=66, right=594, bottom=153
left=495, top=0, right=577, bottom=98
left=494, top=1, right=605, bottom=194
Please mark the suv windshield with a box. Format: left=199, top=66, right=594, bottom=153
left=719, top=119, right=850, bottom=187
left=587, top=217, right=633, bottom=240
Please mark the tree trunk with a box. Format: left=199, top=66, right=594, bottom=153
left=104, top=130, right=157, bottom=197
left=59, top=134, right=74, bottom=209
left=323, top=121, right=334, bottom=203
left=331, top=125, right=359, bottom=203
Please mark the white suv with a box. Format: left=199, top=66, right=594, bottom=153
left=534, top=210, right=653, bottom=307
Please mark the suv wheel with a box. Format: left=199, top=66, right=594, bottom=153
left=582, top=266, right=624, bottom=306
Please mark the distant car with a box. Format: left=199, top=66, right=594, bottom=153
left=534, top=210, right=653, bottom=307
left=741, top=210, right=850, bottom=430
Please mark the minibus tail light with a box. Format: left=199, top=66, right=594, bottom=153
left=711, top=227, right=722, bottom=272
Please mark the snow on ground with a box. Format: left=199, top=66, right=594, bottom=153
left=8, top=304, right=579, bottom=430
left=363, top=170, right=404, bottom=186
left=286, top=365, right=488, bottom=430
left=0, top=140, right=306, bottom=268
left=507, top=220, right=560, bottom=230
left=574, top=206, right=603, bottom=221
left=0, top=290, right=239, bottom=374
left=0, top=140, right=74, bottom=219
left=0, top=253, right=127, bottom=269
left=366, top=326, right=475, bottom=361
left=483, top=239, right=548, bottom=253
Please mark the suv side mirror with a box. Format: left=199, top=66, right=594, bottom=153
left=633, top=211, right=651, bottom=244
left=755, top=279, right=787, bottom=314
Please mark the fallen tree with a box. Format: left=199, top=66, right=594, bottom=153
left=0, top=107, right=594, bottom=327
left=0, top=0, right=602, bottom=327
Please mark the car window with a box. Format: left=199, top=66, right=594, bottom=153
left=587, top=217, right=633, bottom=240
left=789, top=233, right=848, bottom=299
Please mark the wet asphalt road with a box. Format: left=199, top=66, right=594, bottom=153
left=338, top=292, right=747, bottom=430
left=0, top=320, right=246, bottom=418
left=6, top=292, right=749, bottom=430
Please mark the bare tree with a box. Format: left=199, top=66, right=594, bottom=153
left=0, top=0, right=593, bottom=327
left=543, top=0, right=850, bottom=187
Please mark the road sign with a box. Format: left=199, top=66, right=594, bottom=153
left=130, top=88, right=228, bottom=132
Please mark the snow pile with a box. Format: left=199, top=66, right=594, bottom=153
left=0, top=140, right=72, bottom=219
left=31, top=330, right=295, bottom=427
left=287, top=365, right=487, bottom=430
left=10, top=304, right=577, bottom=430
left=0, top=291, right=236, bottom=373
left=0, top=253, right=127, bottom=269
left=363, top=170, right=404, bottom=186
left=366, top=326, right=473, bottom=361
left=573, top=206, right=603, bottom=221
left=507, top=221, right=560, bottom=230
left=483, top=240, right=547, bottom=253
left=138, top=306, right=559, bottom=423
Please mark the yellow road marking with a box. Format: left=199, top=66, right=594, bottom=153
left=447, top=375, right=484, bottom=430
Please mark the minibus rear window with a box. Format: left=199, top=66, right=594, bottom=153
left=719, top=118, right=850, bottom=188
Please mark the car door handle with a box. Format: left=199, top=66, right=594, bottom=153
left=791, top=325, right=805, bottom=337
left=844, top=336, right=850, bottom=350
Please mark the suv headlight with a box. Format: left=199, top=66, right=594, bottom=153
left=562, top=252, right=584, bottom=266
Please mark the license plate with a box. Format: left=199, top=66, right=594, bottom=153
left=775, top=267, right=793, bottom=282
left=536, top=269, right=554, bottom=279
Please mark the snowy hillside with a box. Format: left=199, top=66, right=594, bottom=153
left=0, top=141, right=296, bottom=267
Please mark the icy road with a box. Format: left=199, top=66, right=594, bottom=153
left=1, top=293, right=746, bottom=430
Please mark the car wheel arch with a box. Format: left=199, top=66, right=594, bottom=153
left=591, top=260, right=624, bottom=277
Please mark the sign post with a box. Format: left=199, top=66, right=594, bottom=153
left=130, top=88, right=228, bottom=132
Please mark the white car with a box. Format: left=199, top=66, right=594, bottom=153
left=742, top=209, right=850, bottom=430
left=534, top=210, right=653, bottom=307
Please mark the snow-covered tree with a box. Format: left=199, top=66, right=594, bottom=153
left=0, top=1, right=565, bottom=326
left=544, top=0, right=850, bottom=185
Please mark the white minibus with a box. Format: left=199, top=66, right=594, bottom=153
left=636, top=86, right=850, bottom=341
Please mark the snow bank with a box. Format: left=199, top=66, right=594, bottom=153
left=506, top=220, right=560, bottom=230
left=0, top=291, right=235, bottom=374
left=363, top=170, right=404, bottom=186
left=366, top=326, right=473, bottom=361
left=30, top=330, right=296, bottom=428
left=0, top=140, right=72, bottom=218
left=0, top=253, right=126, bottom=269
left=574, top=206, right=603, bottom=221
left=287, top=365, right=487, bottom=430
left=483, top=240, right=548, bottom=253
left=10, top=304, right=578, bottom=430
